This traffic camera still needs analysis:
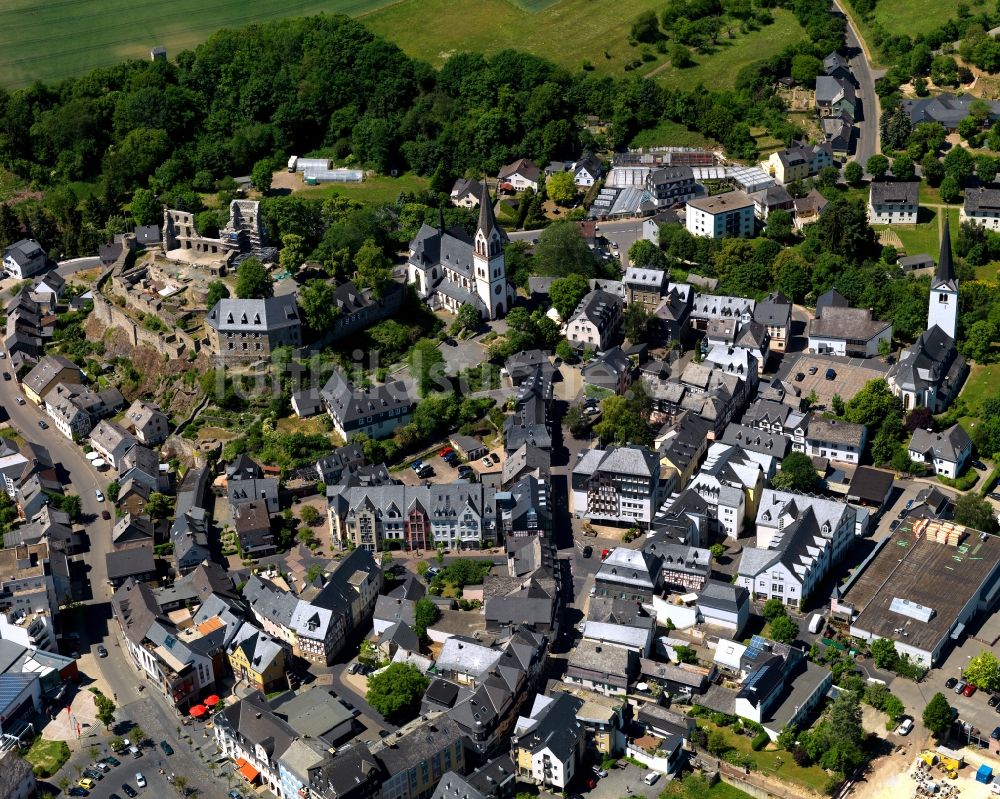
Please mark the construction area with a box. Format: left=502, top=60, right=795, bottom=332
left=854, top=746, right=1000, bottom=799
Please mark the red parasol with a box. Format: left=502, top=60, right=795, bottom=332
left=189, top=704, right=208, bottom=717
left=203, top=695, right=220, bottom=707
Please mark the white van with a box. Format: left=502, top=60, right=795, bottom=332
left=808, top=614, right=824, bottom=634
left=644, top=772, right=660, bottom=786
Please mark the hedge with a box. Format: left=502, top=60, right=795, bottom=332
left=751, top=731, right=770, bottom=751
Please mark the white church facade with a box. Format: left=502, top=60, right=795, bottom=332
left=407, top=180, right=515, bottom=321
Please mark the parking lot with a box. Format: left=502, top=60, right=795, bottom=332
left=775, top=353, right=892, bottom=406
left=397, top=445, right=503, bottom=486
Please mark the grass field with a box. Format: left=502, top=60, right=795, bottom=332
left=23, top=738, right=70, bottom=778
left=959, top=363, right=1000, bottom=415
left=868, top=0, right=957, bottom=39
left=645, top=9, right=806, bottom=90
left=0, top=0, right=400, bottom=87
left=631, top=119, right=718, bottom=150
left=364, top=0, right=664, bottom=76
left=295, top=172, right=430, bottom=203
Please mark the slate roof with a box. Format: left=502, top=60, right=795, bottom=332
left=808, top=306, right=890, bottom=341
left=320, top=370, right=413, bottom=429
left=889, top=325, right=964, bottom=394
left=569, top=289, right=621, bottom=329
left=206, top=295, right=300, bottom=333
left=870, top=181, right=918, bottom=206
left=687, top=190, right=753, bottom=214
left=753, top=292, right=791, bottom=327
left=514, top=693, right=584, bottom=761
left=933, top=219, right=959, bottom=292
left=698, top=579, right=748, bottom=613
left=847, top=466, right=894, bottom=504
left=22, top=354, right=78, bottom=397
left=806, top=416, right=865, bottom=448
left=909, top=424, right=971, bottom=464
left=498, top=158, right=541, bottom=183
left=105, top=544, right=155, bottom=580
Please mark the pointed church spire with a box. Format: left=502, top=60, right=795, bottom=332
left=934, top=219, right=958, bottom=290
left=477, top=178, right=497, bottom=239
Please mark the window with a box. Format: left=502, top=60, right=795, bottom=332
left=939, top=293, right=949, bottom=303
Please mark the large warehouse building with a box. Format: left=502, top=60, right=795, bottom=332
left=833, top=519, right=1000, bottom=667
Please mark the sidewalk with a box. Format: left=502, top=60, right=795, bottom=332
left=42, top=687, right=101, bottom=744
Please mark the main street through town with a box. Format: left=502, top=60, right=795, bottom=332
left=1, top=376, right=227, bottom=799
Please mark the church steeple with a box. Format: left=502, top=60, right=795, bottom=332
left=927, top=218, right=959, bottom=340
left=476, top=179, right=497, bottom=241
left=933, top=219, right=959, bottom=292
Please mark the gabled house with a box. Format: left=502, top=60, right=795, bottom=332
left=88, top=420, right=138, bottom=471
left=581, top=346, right=634, bottom=395
left=807, top=304, right=892, bottom=358
left=450, top=178, right=486, bottom=209
left=572, top=153, right=603, bottom=187
left=205, top=296, right=302, bottom=364
left=567, top=290, right=622, bottom=352
left=908, top=424, right=972, bottom=479
left=766, top=142, right=834, bottom=185
left=868, top=181, right=919, bottom=225
left=226, top=622, right=286, bottom=692
left=793, top=189, right=828, bottom=229
left=321, top=370, right=414, bottom=442
left=815, top=75, right=856, bottom=118
left=961, top=186, right=1000, bottom=230
left=511, top=694, right=585, bottom=790
left=753, top=292, right=791, bottom=353
left=20, top=355, right=80, bottom=405
left=2, top=239, right=47, bottom=280
left=748, top=184, right=794, bottom=221
left=572, top=446, right=669, bottom=528
left=213, top=691, right=297, bottom=797
left=498, top=159, right=541, bottom=192
left=123, top=400, right=170, bottom=446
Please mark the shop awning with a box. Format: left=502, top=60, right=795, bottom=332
left=239, top=762, right=260, bottom=782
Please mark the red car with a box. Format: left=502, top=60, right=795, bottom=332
left=963, top=683, right=977, bottom=697
left=601, top=549, right=610, bottom=560
left=584, top=778, right=597, bottom=790
left=438, top=447, right=454, bottom=457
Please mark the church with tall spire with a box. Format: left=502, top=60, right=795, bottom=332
left=887, top=219, right=967, bottom=412
left=406, top=179, right=514, bottom=320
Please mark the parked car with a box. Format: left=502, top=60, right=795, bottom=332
left=78, top=779, right=96, bottom=791
left=896, top=718, right=914, bottom=735
left=582, top=545, right=593, bottom=558
left=2, top=372, right=9, bottom=381
left=83, top=769, right=103, bottom=781
left=989, top=492, right=1000, bottom=501
left=97, top=645, right=108, bottom=658
left=991, top=727, right=1000, bottom=741
left=348, top=662, right=360, bottom=675
left=490, top=452, right=500, bottom=464
left=410, top=460, right=423, bottom=471
left=971, top=460, right=988, bottom=471
left=110, top=794, right=122, bottom=799
left=228, top=792, right=245, bottom=799
left=989, top=695, right=999, bottom=708
left=644, top=773, right=660, bottom=786
left=15, top=396, right=24, bottom=405
left=481, top=456, right=492, bottom=467
left=121, top=785, right=137, bottom=798
left=135, top=773, right=146, bottom=789
left=808, top=366, right=818, bottom=375
left=946, top=677, right=958, bottom=690
left=794, top=372, right=805, bottom=381
left=825, top=368, right=836, bottom=380
left=889, top=520, right=900, bottom=531
left=159, top=741, right=173, bottom=756
left=68, top=788, right=89, bottom=797
left=955, top=680, right=968, bottom=694
left=38, top=420, right=48, bottom=429
left=964, top=683, right=978, bottom=697
left=438, top=447, right=454, bottom=457
left=103, top=757, right=121, bottom=767
left=417, top=465, right=434, bottom=479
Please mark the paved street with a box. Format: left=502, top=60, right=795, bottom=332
left=831, top=0, right=881, bottom=164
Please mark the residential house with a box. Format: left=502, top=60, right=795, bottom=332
left=111, top=514, right=154, bottom=551
left=581, top=347, right=634, bottom=395
left=748, top=184, right=794, bottom=221
left=272, top=686, right=356, bottom=747
left=753, top=292, right=791, bottom=353
left=623, top=267, right=668, bottom=312
left=846, top=466, right=894, bottom=514
left=738, top=490, right=856, bottom=605
left=908, top=424, right=972, bottom=479
left=498, top=159, right=541, bottom=192
left=227, top=623, right=286, bottom=692
left=868, top=181, right=919, bottom=225
left=793, top=189, right=828, bottom=229
left=123, top=400, right=170, bottom=446
left=688, top=294, right=755, bottom=332
left=28, top=271, right=65, bottom=313
left=321, top=370, right=415, bottom=441
left=766, top=142, right=834, bottom=185
left=20, top=355, right=80, bottom=405
left=688, top=442, right=765, bottom=539
left=370, top=711, right=465, bottom=799
left=315, top=444, right=366, bottom=485
left=549, top=684, right=629, bottom=758
left=213, top=691, right=296, bottom=797
left=2, top=240, right=47, bottom=280
left=645, top=534, right=711, bottom=591
left=902, top=93, right=1000, bottom=130
left=821, top=113, right=853, bottom=158
left=112, top=579, right=216, bottom=711
left=697, top=580, right=750, bottom=635
left=685, top=191, right=755, bottom=239
left=815, top=75, right=856, bottom=117
left=450, top=178, right=486, bottom=209
left=503, top=350, right=552, bottom=387
left=308, top=744, right=382, bottom=799
left=571, top=446, right=669, bottom=528
left=594, top=547, right=661, bottom=603
left=804, top=416, right=867, bottom=464
left=823, top=51, right=853, bottom=81
left=511, top=694, right=585, bottom=790
left=572, top=153, right=603, bottom=187
left=645, top=167, right=699, bottom=208
left=653, top=283, right=694, bottom=343
left=807, top=305, right=892, bottom=357
left=105, top=545, right=157, bottom=589
left=567, top=289, right=622, bottom=351
left=44, top=382, right=123, bottom=440
left=733, top=636, right=832, bottom=739
left=564, top=639, right=635, bottom=697
left=88, top=420, right=138, bottom=470
left=0, top=541, right=68, bottom=651
left=206, top=296, right=302, bottom=364
left=961, top=186, right=1000, bottom=230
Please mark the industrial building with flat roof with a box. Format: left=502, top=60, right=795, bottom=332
left=835, top=518, right=1000, bottom=666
